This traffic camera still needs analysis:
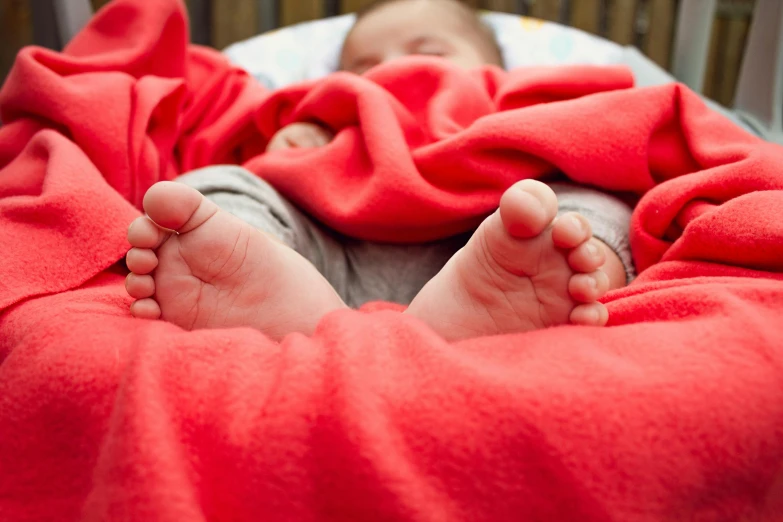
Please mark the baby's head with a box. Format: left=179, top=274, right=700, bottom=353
left=339, top=0, right=503, bottom=75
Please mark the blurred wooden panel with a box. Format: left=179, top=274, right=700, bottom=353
left=258, top=0, right=279, bottom=33
left=529, top=0, right=561, bottom=22
left=212, top=0, right=258, bottom=48
left=281, top=0, right=323, bottom=25
left=341, top=0, right=373, bottom=12
left=29, top=0, right=60, bottom=49
left=188, top=0, right=211, bottom=45
left=606, top=0, right=637, bottom=44
left=718, top=14, right=750, bottom=105
left=704, top=13, right=751, bottom=106
left=643, top=0, right=675, bottom=68
left=570, top=0, right=601, bottom=34
left=483, top=0, right=519, bottom=13
left=702, top=14, right=724, bottom=100
left=0, top=0, right=33, bottom=86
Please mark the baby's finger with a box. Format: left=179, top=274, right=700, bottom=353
left=290, top=125, right=332, bottom=148
left=266, top=132, right=291, bottom=152
left=308, top=127, right=334, bottom=147
left=295, top=130, right=322, bottom=148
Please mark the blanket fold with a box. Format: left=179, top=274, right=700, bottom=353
left=1, top=0, right=783, bottom=520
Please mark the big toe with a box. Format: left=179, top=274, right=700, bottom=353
left=498, top=180, right=558, bottom=238
left=143, top=181, right=217, bottom=233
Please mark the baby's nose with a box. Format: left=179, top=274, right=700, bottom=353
left=380, top=51, right=407, bottom=64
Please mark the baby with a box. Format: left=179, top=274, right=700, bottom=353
left=124, top=0, right=634, bottom=341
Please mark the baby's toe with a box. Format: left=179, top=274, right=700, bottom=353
left=143, top=181, right=217, bottom=233
left=126, top=273, right=155, bottom=299
left=568, top=270, right=610, bottom=303
left=551, top=212, right=592, bottom=249
left=128, top=216, right=169, bottom=249
left=498, top=179, right=558, bottom=238
left=126, top=248, right=159, bottom=275
left=570, top=302, right=609, bottom=326
left=567, top=239, right=605, bottom=273
left=130, top=298, right=162, bottom=320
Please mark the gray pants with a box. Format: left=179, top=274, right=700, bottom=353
left=178, top=166, right=634, bottom=308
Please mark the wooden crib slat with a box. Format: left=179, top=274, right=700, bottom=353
left=29, top=0, right=61, bottom=49
left=0, top=0, right=33, bottom=82
left=643, top=0, right=676, bottom=68
left=258, top=0, right=279, bottom=33
left=482, top=1, right=519, bottom=14
left=606, top=0, right=637, bottom=44
left=529, top=0, right=562, bottom=22
left=340, top=0, right=373, bottom=13
left=703, top=11, right=752, bottom=107
left=702, top=14, right=723, bottom=100
left=281, top=0, right=323, bottom=25
left=570, top=0, right=602, bottom=34
left=212, top=0, right=258, bottom=49
left=718, top=14, right=751, bottom=106
left=189, top=0, right=212, bottom=45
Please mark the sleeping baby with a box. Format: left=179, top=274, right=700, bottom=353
left=124, top=0, right=634, bottom=341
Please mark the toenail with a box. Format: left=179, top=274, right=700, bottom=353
left=587, top=276, right=598, bottom=290
left=586, top=242, right=599, bottom=257
left=568, top=215, right=584, bottom=233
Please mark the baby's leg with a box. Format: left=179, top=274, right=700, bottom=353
left=406, top=180, right=633, bottom=341
left=125, top=167, right=346, bottom=339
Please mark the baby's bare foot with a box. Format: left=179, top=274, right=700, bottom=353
left=125, top=182, right=346, bottom=340
left=406, top=180, right=611, bottom=341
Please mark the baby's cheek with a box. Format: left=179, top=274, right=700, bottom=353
left=448, top=48, right=491, bottom=69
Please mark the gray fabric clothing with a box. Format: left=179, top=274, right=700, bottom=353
left=177, top=166, right=635, bottom=308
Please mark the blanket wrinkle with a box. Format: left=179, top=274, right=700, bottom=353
left=1, top=0, right=783, bottom=521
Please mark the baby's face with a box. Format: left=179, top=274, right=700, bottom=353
left=340, top=0, right=496, bottom=75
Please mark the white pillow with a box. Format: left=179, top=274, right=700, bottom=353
left=223, top=12, right=625, bottom=90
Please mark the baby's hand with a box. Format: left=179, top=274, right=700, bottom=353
left=267, top=123, right=334, bottom=152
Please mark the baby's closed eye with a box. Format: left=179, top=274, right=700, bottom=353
left=412, top=44, right=448, bottom=57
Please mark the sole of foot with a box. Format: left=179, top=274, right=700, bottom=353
left=125, top=181, right=346, bottom=340
left=405, top=179, right=611, bottom=341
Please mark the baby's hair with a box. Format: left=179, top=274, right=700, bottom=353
left=352, top=0, right=503, bottom=66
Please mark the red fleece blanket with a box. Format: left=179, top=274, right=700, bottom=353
left=2, top=0, right=783, bottom=520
